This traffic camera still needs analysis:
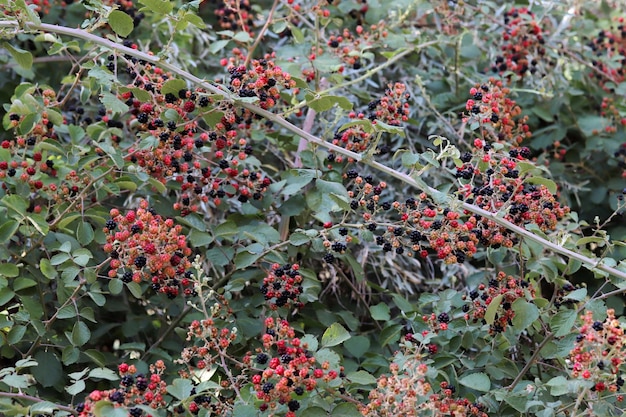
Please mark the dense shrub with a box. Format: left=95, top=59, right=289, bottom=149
left=1, top=0, right=626, bottom=416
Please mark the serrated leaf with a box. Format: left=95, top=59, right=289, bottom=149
left=369, top=303, right=390, bottom=321
left=77, top=221, right=94, bottom=245
left=3, top=42, right=33, bottom=69
left=32, top=351, right=63, bottom=388
left=138, top=0, right=173, bottom=14
left=93, top=401, right=128, bottom=417
left=551, top=309, right=578, bottom=337
left=564, top=288, right=587, bottom=301
left=0, top=263, right=19, bottom=277
left=71, top=321, right=91, bottom=346
left=160, top=79, right=187, bottom=96
left=232, top=404, right=257, bottom=417
left=321, top=322, right=351, bottom=347
left=101, top=92, right=129, bottom=115
left=511, top=299, right=539, bottom=331
left=89, top=368, right=120, bottom=381
left=30, top=401, right=60, bottom=414
left=346, top=370, right=377, bottom=385
left=332, top=402, right=359, bottom=417
left=167, top=378, right=193, bottom=400
left=344, top=335, right=369, bottom=358
left=0, top=220, right=19, bottom=243
left=289, top=232, right=311, bottom=246
left=65, top=379, right=86, bottom=396
left=525, top=176, right=557, bottom=195
left=108, top=10, right=134, bottom=37
left=458, top=372, right=491, bottom=392
left=485, top=294, right=503, bottom=325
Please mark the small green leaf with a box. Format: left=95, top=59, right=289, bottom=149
left=332, top=403, right=359, bottom=417
left=40, top=258, right=57, bottom=279
left=344, top=335, right=370, bottom=358
left=89, top=368, right=120, bottom=381
left=0, top=288, right=16, bottom=306
left=551, top=309, right=578, bottom=337
left=108, top=10, right=134, bottom=37
left=65, top=379, right=86, bottom=396
left=77, top=221, right=95, bottom=245
left=289, top=232, right=311, bottom=246
left=511, top=299, right=539, bottom=331
left=458, top=372, right=491, bottom=392
left=138, top=0, right=173, bottom=13
left=0, top=220, right=19, bottom=243
left=564, top=288, right=587, bottom=301
left=160, top=79, right=187, bottom=96
left=3, top=42, right=33, bottom=70
left=484, top=294, right=503, bottom=325
left=0, top=263, right=19, bottom=277
left=93, top=401, right=128, bottom=417
left=346, top=370, right=377, bottom=385
left=321, top=322, right=351, bottom=347
left=370, top=303, right=391, bottom=321
left=167, top=378, right=193, bottom=400
left=101, top=92, right=129, bottom=115
left=126, top=281, right=143, bottom=298
left=71, top=321, right=91, bottom=346
left=525, top=176, right=557, bottom=195
left=109, top=278, right=123, bottom=295
left=32, top=351, right=63, bottom=387
left=232, top=404, right=257, bottom=417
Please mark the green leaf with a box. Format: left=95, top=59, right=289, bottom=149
left=289, top=232, right=311, bottom=246
left=484, top=294, right=503, bottom=325
left=551, top=309, right=578, bottom=337
left=369, top=303, right=391, bottom=321
left=77, top=221, right=95, bottom=245
left=307, top=95, right=353, bottom=112
left=458, top=372, right=491, bottom=392
left=332, top=403, right=359, bottom=417
left=40, top=258, right=57, bottom=279
left=32, top=351, right=63, bottom=388
left=101, top=92, right=129, bottom=115
left=13, top=277, right=36, bottom=291
left=511, top=299, right=539, bottom=331
left=380, top=324, right=402, bottom=346
left=65, top=379, right=86, bottom=396
left=300, top=407, right=328, bottom=417
left=30, top=401, right=61, bottom=414
left=564, top=288, right=587, bottom=301
left=0, top=220, right=19, bottom=243
left=346, top=370, right=377, bottom=385
left=93, top=401, right=128, bottom=417
left=126, top=281, right=143, bottom=298
left=109, top=278, right=123, bottom=295
left=138, top=0, right=173, bottom=13
left=108, top=10, right=134, bottom=37
left=167, top=378, right=193, bottom=400
left=160, top=79, right=187, bottom=96
left=2, top=374, right=30, bottom=388
left=546, top=376, right=570, bottom=396
left=0, top=288, right=16, bottom=307
left=232, top=404, right=258, bottom=417
left=89, top=368, right=120, bottom=381
left=0, top=263, right=19, bottom=277
left=3, top=42, right=33, bottom=70
left=71, top=321, right=91, bottom=346
left=344, top=335, right=370, bottom=358
left=525, top=176, right=557, bottom=195
left=315, top=348, right=341, bottom=369
left=321, top=322, right=351, bottom=347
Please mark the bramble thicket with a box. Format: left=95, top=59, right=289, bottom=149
left=3, top=0, right=626, bottom=416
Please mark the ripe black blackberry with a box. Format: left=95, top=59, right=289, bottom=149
left=288, top=400, right=300, bottom=412
left=134, top=256, right=147, bottom=268
left=323, top=253, right=335, bottom=263
left=437, top=312, right=450, bottom=323
left=122, top=271, right=133, bottom=283
left=262, top=382, right=274, bottom=394
left=338, top=227, right=348, bottom=236
left=105, top=219, right=117, bottom=231
left=256, top=353, right=268, bottom=364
